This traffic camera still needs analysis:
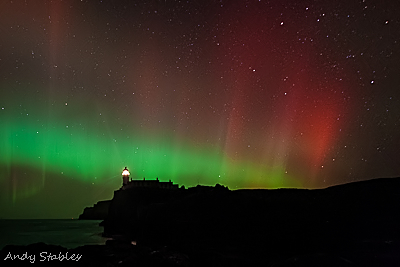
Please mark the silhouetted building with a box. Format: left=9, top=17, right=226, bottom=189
left=121, top=167, right=178, bottom=190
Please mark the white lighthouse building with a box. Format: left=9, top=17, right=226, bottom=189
left=122, top=167, right=130, bottom=186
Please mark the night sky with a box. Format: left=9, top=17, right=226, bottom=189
left=1, top=0, right=399, bottom=218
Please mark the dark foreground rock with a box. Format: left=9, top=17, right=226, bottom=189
left=0, top=240, right=191, bottom=267
left=100, top=177, right=400, bottom=266
left=1, top=239, right=400, bottom=266
left=3, top=178, right=400, bottom=266
left=78, top=200, right=111, bottom=220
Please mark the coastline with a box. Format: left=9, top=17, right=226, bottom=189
left=2, top=178, right=400, bottom=266
left=0, top=219, right=107, bottom=250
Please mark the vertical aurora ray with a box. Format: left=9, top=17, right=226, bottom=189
left=0, top=0, right=348, bottom=195
left=1, top=0, right=398, bottom=218
left=206, top=1, right=354, bottom=187
left=0, top=112, right=302, bottom=188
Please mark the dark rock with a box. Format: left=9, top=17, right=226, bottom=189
left=270, top=253, right=355, bottom=267
left=78, top=200, right=111, bottom=220
left=77, top=178, right=400, bottom=266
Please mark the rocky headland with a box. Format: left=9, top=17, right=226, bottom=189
left=78, top=200, right=111, bottom=220
left=2, top=177, right=400, bottom=266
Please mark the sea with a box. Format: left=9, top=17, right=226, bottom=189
left=0, top=219, right=109, bottom=250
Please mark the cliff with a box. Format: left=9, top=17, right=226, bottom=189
left=6, top=178, right=400, bottom=266
left=78, top=200, right=111, bottom=220
left=99, top=177, right=400, bottom=266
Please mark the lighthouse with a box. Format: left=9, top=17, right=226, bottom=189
left=122, top=167, right=130, bottom=186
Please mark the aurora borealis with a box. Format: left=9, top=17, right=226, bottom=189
left=1, top=0, right=400, bottom=218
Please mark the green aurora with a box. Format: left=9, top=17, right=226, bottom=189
left=0, top=110, right=301, bottom=188
left=2, top=0, right=399, bottom=218
left=0, top=87, right=301, bottom=214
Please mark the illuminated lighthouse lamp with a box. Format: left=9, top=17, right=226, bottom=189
left=122, top=167, right=130, bottom=186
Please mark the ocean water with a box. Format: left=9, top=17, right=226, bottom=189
left=0, top=219, right=109, bottom=250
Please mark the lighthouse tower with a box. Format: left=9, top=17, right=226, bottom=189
left=122, top=167, right=130, bottom=186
